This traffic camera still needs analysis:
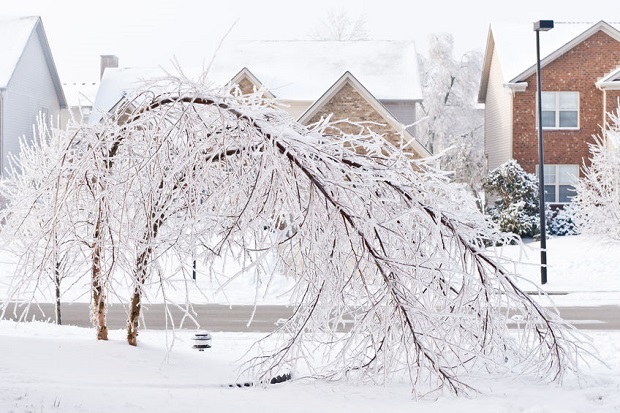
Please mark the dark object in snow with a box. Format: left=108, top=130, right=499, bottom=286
left=269, top=373, right=292, bottom=384
left=192, top=331, right=212, bottom=351
left=227, top=373, right=292, bottom=388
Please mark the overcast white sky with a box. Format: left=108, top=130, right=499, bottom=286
left=3, top=0, right=616, bottom=82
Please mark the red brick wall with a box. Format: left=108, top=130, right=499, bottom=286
left=512, top=30, right=620, bottom=175
left=606, top=90, right=620, bottom=117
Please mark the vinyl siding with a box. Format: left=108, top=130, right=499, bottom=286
left=277, top=99, right=313, bottom=120
left=484, top=47, right=513, bottom=172
left=2, top=29, right=60, bottom=174
left=381, top=100, right=417, bottom=135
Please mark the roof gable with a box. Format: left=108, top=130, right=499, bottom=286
left=228, top=67, right=275, bottom=99
left=0, top=16, right=38, bottom=88
left=512, top=21, right=620, bottom=83
left=299, top=71, right=431, bottom=158
left=0, top=16, right=67, bottom=108
left=479, top=20, right=620, bottom=102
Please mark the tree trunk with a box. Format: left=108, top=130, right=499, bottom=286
left=127, top=248, right=150, bottom=346
left=127, top=193, right=166, bottom=346
left=91, top=216, right=108, bottom=340
left=54, top=260, right=62, bottom=325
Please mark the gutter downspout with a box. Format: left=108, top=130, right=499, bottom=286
left=603, top=88, right=607, bottom=138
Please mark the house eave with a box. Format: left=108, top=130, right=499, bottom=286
left=504, top=82, right=528, bottom=93
left=597, top=81, right=620, bottom=91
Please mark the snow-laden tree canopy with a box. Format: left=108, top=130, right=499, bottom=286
left=575, top=108, right=620, bottom=240
left=417, top=34, right=486, bottom=202
left=0, top=74, right=590, bottom=396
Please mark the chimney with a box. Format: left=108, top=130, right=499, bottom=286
left=100, top=55, right=119, bottom=79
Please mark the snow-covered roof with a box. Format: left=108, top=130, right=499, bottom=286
left=91, top=40, right=422, bottom=124
left=207, top=40, right=423, bottom=101
left=479, top=21, right=620, bottom=101
left=89, top=66, right=170, bottom=124
left=0, top=16, right=39, bottom=88
left=62, top=82, right=100, bottom=108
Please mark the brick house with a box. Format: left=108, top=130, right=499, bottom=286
left=0, top=16, right=67, bottom=175
left=91, top=41, right=431, bottom=159
left=478, top=21, right=620, bottom=203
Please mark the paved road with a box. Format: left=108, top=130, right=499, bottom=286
left=1, top=302, right=618, bottom=331
left=1, top=302, right=295, bottom=332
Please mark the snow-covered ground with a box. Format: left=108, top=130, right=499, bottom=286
left=499, top=235, right=620, bottom=307
left=1, top=234, right=620, bottom=412
left=1, top=321, right=619, bottom=412
left=2, top=234, right=618, bottom=307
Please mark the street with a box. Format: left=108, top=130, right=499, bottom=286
left=1, top=302, right=618, bottom=331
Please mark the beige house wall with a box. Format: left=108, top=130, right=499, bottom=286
left=303, top=82, right=420, bottom=157
left=484, top=47, right=513, bottom=172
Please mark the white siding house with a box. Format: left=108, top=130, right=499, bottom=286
left=0, top=16, right=66, bottom=174
left=479, top=41, right=513, bottom=173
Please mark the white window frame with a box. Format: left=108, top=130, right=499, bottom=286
left=540, top=91, right=579, bottom=130
left=536, top=164, right=579, bottom=203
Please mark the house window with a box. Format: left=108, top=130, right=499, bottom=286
left=541, top=92, right=579, bottom=129
left=537, top=164, right=579, bottom=203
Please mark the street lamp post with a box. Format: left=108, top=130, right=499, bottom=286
left=534, top=20, right=554, bottom=285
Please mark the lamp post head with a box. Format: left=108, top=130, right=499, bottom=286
left=534, top=20, right=554, bottom=31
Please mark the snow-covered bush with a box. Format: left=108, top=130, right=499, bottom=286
left=483, top=159, right=539, bottom=237
left=547, top=204, right=579, bottom=236
left=574, top=109, right=620, bottom=240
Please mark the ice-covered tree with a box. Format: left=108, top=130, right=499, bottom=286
left=0, top=116, right=87, bottom=325
left=483, top=159, right=540, bottom=238
left=1, top=74, right=589, bottom=395
left=417, top=34, right=486, bottom=202
left=574, top=108, right=620, bottom=240
left=308, top=9, right=370, bottom=41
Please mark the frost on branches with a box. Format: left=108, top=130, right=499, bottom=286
left=0, top=116, right=86, bottom=326
left=0, top=75, right=590, bottom=395
left=483, top=159, right=540, bottom=238
left=574, top=109, right=620, bottom=240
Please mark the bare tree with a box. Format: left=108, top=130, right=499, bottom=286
left=1, top=74, right=591, bottom=395
left=309, top=9, right=370, bottom=41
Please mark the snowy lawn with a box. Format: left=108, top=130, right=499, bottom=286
left=497, top=235, right=620, bottom=306
left=1, top=320, right=619, bottom=413
left=2, top=234, right=620, bottom=412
